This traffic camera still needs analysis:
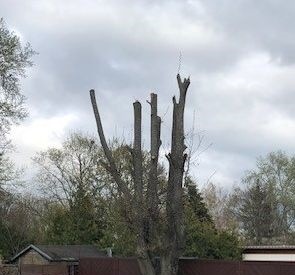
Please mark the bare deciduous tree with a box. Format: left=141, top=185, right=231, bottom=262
left=90, top=74, right=190, bottom=275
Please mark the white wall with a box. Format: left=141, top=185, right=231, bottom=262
left=243, top=253, right=295, bottom=261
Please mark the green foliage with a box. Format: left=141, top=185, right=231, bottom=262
left=0, top=194, right=42, bottom=258
left=184, top=212, right=241, bottom=259
left=33, top=133, right=109, bottom=245
left=238, top=151, right=295, bottom=244
left=184, top=180, right=241, bottom=260
left=33, top=133, right=108, bottom=202
left=239, top=180, right=278, bottom=244
left=0, top=20, right=35, bottom=257
left=0, top=154, right=20, bottom=188
left=98, top=199, right=137, bottom=256
left=185, top=177, right=212, bottom=223
left=203, top=151, right=295, bottom=246
left=33, top=134, right=168, bottom=255
left=44, top=199, right=104, bottom=245
left=0, top=18, right=35, bottom=150
left=44, top=205, right=72, bottom=243
left=1, top=132, right=242, bottom=260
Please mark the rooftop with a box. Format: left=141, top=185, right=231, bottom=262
left=11, top=244, right=108, bottom=262
left=244, top=245, right=295, bottom=250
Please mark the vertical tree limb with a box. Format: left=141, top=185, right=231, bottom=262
left=133, top=100, right=156, bottom=275
left=148, top=93, right=161, bottom=244
left=164, top=74, right=190, bottom=275
left=133, top=101, right=143, bottom=204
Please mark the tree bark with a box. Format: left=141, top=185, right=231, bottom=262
left=132, top=101, right=156, bottom=275
left=148, top=93, right=161, bottom=247
left=90, top=90, right=132, bottom=202
left=163, top=74, right=190, bottom=275
left=133, top=101, right=143, bottom=209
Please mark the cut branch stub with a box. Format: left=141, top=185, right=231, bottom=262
left=177, top=74, right=190, bottom=102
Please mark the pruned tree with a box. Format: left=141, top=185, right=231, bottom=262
left=90, top=74, right=190, bottom=275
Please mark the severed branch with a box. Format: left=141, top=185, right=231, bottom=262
left=148, top=93, right=161, bottom=246
left=132, top=100, right=155, bottom=273
left=133, top=101, right=143, bottom=204
left=90, top=89, right=131, bottom=201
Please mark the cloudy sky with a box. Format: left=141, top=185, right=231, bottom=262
left=2, top=0, right=295, bottom=190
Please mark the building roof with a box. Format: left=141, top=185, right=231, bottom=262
left=244, top=245, right=295, bottom=250
left=243, top=245, right=295, bottom=254
left=11, top=244, right=108, bottom=262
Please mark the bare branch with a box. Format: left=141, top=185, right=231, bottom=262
left=90, top=90, right=131, bottom=200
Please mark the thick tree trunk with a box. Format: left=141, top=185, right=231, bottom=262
left=138, top=258, right=156, bottom=275
left=161, top=253, right=178, bottom=275
left=164, top=74, right=190, bottom=275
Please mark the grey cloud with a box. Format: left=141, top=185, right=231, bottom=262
left=203, top=0, right=295, bottom=64
left=2, top=0, right=295, bottom=187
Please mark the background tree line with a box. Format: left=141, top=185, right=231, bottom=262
left=203, top=151, right=295, bottom=245
left=0, top=132, right=240, bottom=260
left=3, top=135, right=295, bottom=259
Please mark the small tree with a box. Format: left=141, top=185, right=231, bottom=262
left=33, top=133, right=108, bottom=244
left=90, top=74, right=190, bottom=275
left=237, top=151, right=295, bottom=244
left=0, top=18, right=35, bottom=192
left=0, top=18, right=35, bottom=151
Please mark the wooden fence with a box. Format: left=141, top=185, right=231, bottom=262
left=20, top=264, right=70, bottom=275
left=79, top=258, right=295, bottom=275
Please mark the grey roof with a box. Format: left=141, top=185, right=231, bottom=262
left=11, top=244, right=108, bottom=262
left=243, top=245, right=295, bottom=250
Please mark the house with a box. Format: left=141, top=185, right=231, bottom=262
left=10, top=244, right=110, bottom=275
left=243, top=245, right=295, bottom=261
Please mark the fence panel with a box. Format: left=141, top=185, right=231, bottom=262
left=118, top=258, right=141, bottom=275
left=21, top=264, right=68, bottom=275
left=241, top=261, right=281, bottom=275
left=279, top=262, right=295, bottom=275
left=79, top=258, right=142, bottom=275
left=179, top=259, right=239, bottom=275
left=79, top=258, right=114, bottom=275
left=79, top=258, right=295, bottom=275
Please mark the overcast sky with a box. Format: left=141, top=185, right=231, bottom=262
left=2, top=0, right=295, bottom=190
